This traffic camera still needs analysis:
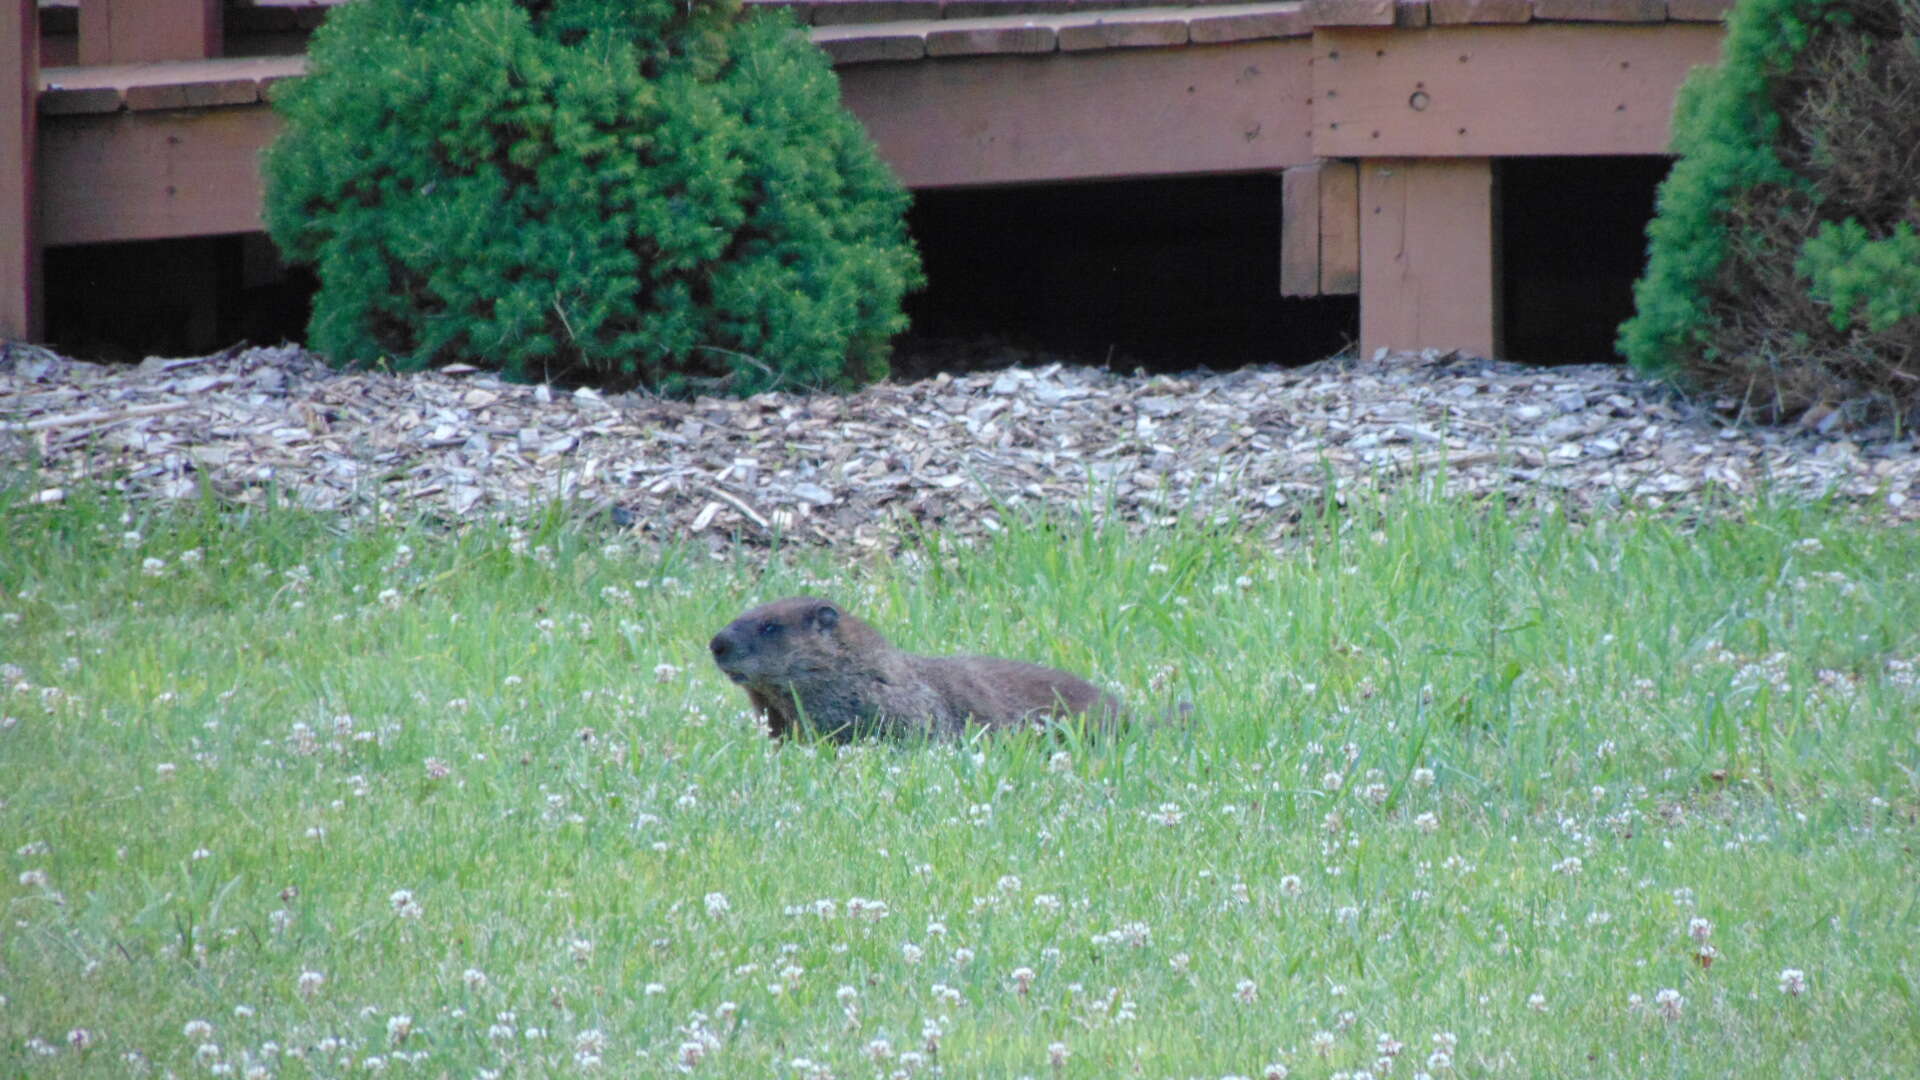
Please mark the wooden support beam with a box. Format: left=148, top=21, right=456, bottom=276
left=2, top=0, right=39, bottom=342
left=79, top=0, right=220, bottom=65
left=835, top=37, right=1314, bottom=188
left=1358, top=157, right=1501, bottom=359
left=1280, top=159, right=1359, bottom=296
left=1313, top=23, right=1724, bottom=158
left=40, top=107, right=281, bottom=246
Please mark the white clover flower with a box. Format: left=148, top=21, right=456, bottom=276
left=901, top=942, right=924, bottom=963
left=184, top=1019, right=215, bottom=1040
left=386, top=1014, right=413, bottom=1043
left=705, top=892, right=731, bottom=918
left=1048, top=1041, right=1069, bottom=1067
left=17, top=869, right=48, bottom=888
left=1235, top=978, right=1259, bottom=1003
left=1527, top=992, right=1548, bottom=1012
left=1654, top=988, right=1684, bottom=1020
left=1311, top=1031, right=1336, bottom=1055
left=568, top=938, right=593, bottom=963
left=1411, top=766, right=1436, bottom=786
left=463, top=968, right=488, bottom=991
left=1279, top=874, right=1304, bottom=897
left=1413, top=811, right=1439, bottom=833
left=1779, top=968, right=1808, bottom=996
left=1687, top=916, right=1713, bottom=942
left=1011, top=966, right=1037, bottom=994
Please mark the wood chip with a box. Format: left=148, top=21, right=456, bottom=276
left=5, top=343, right=1917, bottom=542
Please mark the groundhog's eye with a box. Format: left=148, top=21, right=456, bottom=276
left=758, top=621, right=781, bottom=637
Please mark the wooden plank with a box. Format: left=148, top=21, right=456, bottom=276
left=1357, top=157, right=1500, bottom=358
left=925, top=18, right=1056, bottom=56
left=79, top=0, right=220, bottom=64
left=1280, top=162, right=1322, bottom=296
left=1055, top=9, right=1189, bottom=52
left=836, top=36, right=1314, bottom=188
left=1307, top=0, right=1395, bottom=26
left=1531, top=0, right=1666, bottom=21
left=1666, top=0, right=1732, bottom=20
left=39, top=55, right=304, bottom=113
left=39, top=105, right=281, bottom=245
left=2, top=0, right=39, bottom=341
left=1312, top=23, right=1724, bottom=157
left=1427, top=0, right=1531, bottom=24
left=1188, top=2, right=1311, bottom=43
left=811, top=23, right=928, bottom=63
left=1318, top=158, right=1359, bottom=293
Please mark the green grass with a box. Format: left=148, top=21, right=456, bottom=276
left=2, top=482, right=1918, bottom=1077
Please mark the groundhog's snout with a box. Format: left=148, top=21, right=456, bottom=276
left=709, top=628, right=750, bottom=681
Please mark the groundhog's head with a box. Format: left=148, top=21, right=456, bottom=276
left=709, top=596, right=846, bottom=687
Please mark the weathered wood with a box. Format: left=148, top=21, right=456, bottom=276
left=1188, top=2, right=1311, bottom=43
left=39, top=106, right=282, bottom=245
left=1055, top=9, right=1190, bottom=52
left=1307, top=0, right=1396, bottom=26
left=40, top=55, right=303, bottom=114
left=1427, top=0, right=1531, bottom=24
left=1358, top=157, right=1501, bottom=358
left=79, top=0, right=220, bottom=64
left=2, top=0, right=38, bottom=341
left=1313, top=23, right=1723, bottom=157
left=1318, top=158, right=1360, bottom=294
left=1665, top=0, right=1732, bottom=20
left=1280, top=160, right=1360, bottom=296
left=0, top=400, right=194, bottom=433
left=811, top=23, right=928, bottom=63
left=836, top=37, right=1314, bottom=188
left=1531, top=0, right=1666, bottom=21
left=1280, top=163, right=1322, bottom=296
left=925, top=19, right=1057, bottom=56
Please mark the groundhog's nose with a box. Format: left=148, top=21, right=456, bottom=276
left=709, top=633, right=733, bottom=661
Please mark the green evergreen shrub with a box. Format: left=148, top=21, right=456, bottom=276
left=264, top=0, right=922, bottom=395
left=1618, top=0, right=1920, bottom=424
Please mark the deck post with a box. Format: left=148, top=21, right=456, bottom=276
left=1357, top=157, right=1503, bottom=359
left=1, top=0, right=38, bottom=343
left=79, top=0, right=221, bottom=64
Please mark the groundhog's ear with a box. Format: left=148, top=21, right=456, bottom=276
left=809, top=603, right=840, bottom=632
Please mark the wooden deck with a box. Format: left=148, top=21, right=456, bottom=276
left=3, top=0, right=1732, bottom=362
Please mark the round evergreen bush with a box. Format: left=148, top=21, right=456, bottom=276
left=264, top=0, right=923, bottom=395
left=1618, top=0, right=1920, bottom=425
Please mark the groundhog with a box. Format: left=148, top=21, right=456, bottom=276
left=709, top=596, right=1125, bottom=741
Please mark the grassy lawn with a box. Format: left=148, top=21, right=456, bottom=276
left=2, top=483, right=1917, bottom=1078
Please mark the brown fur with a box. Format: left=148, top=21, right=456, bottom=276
left=708, top=596, right=1124, bottom=741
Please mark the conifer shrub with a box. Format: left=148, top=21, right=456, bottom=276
left=1618, top=0, right=1920, bottom=424
left=263, top=0, right=922, bottom=395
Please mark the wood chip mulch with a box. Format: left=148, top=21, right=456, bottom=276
left=5, top=342, right=1918, bottom=548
